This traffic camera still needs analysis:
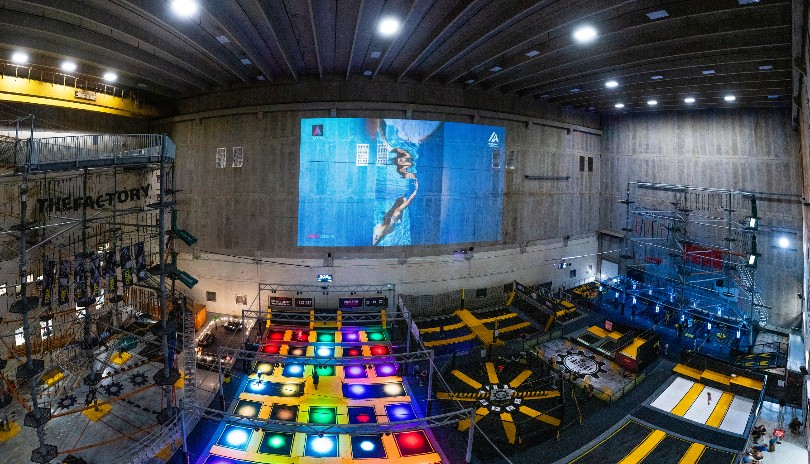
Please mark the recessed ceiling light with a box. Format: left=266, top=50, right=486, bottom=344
left=724, top=95, right=736, bottom=102
left=525, top=50, right=540, bottom=57
left=540, top=94, right=550, bottom=99
left=61, top=61, right=77, bottom=73
left=759, top=64, right=773, bottom=70
left=647, top=100, right=658, bottom=106
left=650, top=75, right=663, bottom=80
left=767, top=95, right=779, bottom=99
left=738, top=0, right=759, bottom=4
left=103, top=72, right=117, bottom=82
left=605, top=80, right=619, bottom=88
left=171, top=0, right=198, bottom=17
left=646, top=10, right=669, bottom=20
left=11, top=51, right=28, bottom=64
left=257, top=75, right=266, bottom=81
left=573, top=25, right=598, bottom=43
left=240, top=58, right=251, bottom=65
left=378, top=17, right=401, bottom=37
left=216, top=35, right=230, bottom=44
left=465, top=79, right=475, bottom=84
left=684, top=97, right=696, bottom=104
left=370, top=51, right=381, bottom=59
left=614, top=103, right=625, bottom=108
left=363, top=70, right=372, bottom=76
left=569, top=88, right=580, bottom=93
left=587, top=106, right=596, bottom=111
left=490, top=66, right=502, bottom=72
left=702, top=69, right=716, bottom=75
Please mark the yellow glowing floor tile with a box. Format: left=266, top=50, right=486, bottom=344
left=82, top=403, right=112, bottom=421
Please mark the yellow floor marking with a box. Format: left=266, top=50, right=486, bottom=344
left=678, top=443, right=706, bottom=463
left=705, top=392, right=734, bottom=427
left=451, top=369, right=483, bottom=390
left=458, top=407, right=489, bottom=431
left=518, top=405, right=561, bottom=426
left=617, top=429, right=666, bottom=464
left=508, top=370, right=532, bottom=388
left=485, top=362, right=500, bottom=384
left=423, top=333, right=475, bottom=347
left=501, top=412, right=517, bottom=444
left=671, top=383, right=704, bottom=416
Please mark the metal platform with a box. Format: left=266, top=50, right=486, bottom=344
left=1, top=133, right=175, bottom=172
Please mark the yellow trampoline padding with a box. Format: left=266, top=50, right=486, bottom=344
left=729, top=375, right=764, bottom=391
left=673, top=364, right=703, bottom=380
left=587, top=326, right=608, bottom=338
left=619, top=338, right=646, bottom=359
left=419, top=321, right=466, bottom=333
left=617, top=429, right=666, bottom=464
left=671, top=383, right=705, bottom=416
left=701, top=370, right=730, bottom=385
left=706, top=392, right=734, bottom=427
left=451, top=369, right=483, bottom=390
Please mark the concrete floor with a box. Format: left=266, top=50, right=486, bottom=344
left=753, top=401, right=807, bottom=464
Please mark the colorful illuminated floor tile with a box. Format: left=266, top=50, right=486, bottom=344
left=316, top=331, right=335, bottom=342
left=308, top=406, right=337, bottom=424
left=233, top=400, right=263, bottom=418
left=315, top=365, right=336, bottom=376
left=216, top=425, right=253, bottom=451
left=342, top=331, right=360, bottom=342
left=258, top=431, right=294, bottom=456
left=269, top=404, right=298, bottom=421
left=348, top=406, right=378, bottom=424
left=385, top=402, right=417, bottom=421
left=344, top=346, right=363, bottom=357
left=304, top=434, right=339, bottom=457
left=351, top=435, right=387, bottom=459
left=375, top=363, right=398, bottom=377
left=343, top=382, right=406, bottom=399
left=314, top=346, right=335, bottom=358
left=282, top=364, right=305, bottom=377
left=291, top=330, right=309, bottom=342
left=344, top=365, right=368, bottom=379
left=370, top=345, right=390, bottom=355
left=394, top=430, right=434, bottom=456
left=244, top=380, right=304, bottom=397
left=254, top=362, right=274, bottom=375
left=366, top=331, right=386, bottom=341
left=261, top=344, right=280, bottom=354
left=288, top=346, right=306, bottom=356
left=267, top=330, right=285, bottom=341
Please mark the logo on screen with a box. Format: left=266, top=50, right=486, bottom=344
left=488, top=132, right=500, bottom=147
left=312, top=124, right=324, bottom=136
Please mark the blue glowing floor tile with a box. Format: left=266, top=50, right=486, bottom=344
left=385, top=402, right=417, bottom=421
left=304, top=434, right=339, bottom=457
left=216, top=425, right=253, bottom=451
left=351, top=435, right=387, bottom=459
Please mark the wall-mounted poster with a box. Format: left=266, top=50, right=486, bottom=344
left=298, top=118, right=505, bottom=246
left=339, top=298, right=363, bottom=309
left=364, top=297, right=388, bottom=307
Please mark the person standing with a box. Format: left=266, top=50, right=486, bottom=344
left=706, top=391, right=712, bottom=405
left=768, top=434, right=777, bottom=452
left=312, top=368, right=320, bottom=390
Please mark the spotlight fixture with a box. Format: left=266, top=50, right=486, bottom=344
left=724, top=95, right=736, bottom=102
left=605, top=80, right=619, bottom=88
left=647, top=100, right=658, bottom=106
left=684, top=97, right=696, bottom=104
left=103, top=72, right=118, bottom=82
left=11, top=51, right=28, bottom=64
left=572, top=25, right=598, bottom=43
left=377, top=17, right=401, bottom=37
left=171, top=0, right=198, bottom=17
left=61, top=61, right=77, bottom=73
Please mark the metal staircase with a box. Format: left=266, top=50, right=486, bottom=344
left=181, top=296, right=199, bottom=417
left=734, top=264, right=769, bottom=326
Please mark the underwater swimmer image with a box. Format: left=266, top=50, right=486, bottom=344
left=372, top=148, right=419, bottom=245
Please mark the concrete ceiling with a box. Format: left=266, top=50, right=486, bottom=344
left=0, top=0, right=794, bottom=112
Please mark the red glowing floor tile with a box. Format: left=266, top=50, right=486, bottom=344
left=393, top=430, right=434, bottom=456
left=261, top=344, right=280, bottom=354
left=370, top=345, right=390, bottom=355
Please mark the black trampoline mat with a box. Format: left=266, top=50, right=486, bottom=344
left=569, top=421, right=652, bottom=463
left=642, top=434, right=694, bottom=464
left=696, top=446, right=736, bottom=464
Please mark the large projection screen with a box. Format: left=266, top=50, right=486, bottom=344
left=298, top=118, right=505, bottom=247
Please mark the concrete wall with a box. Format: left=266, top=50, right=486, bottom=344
left=600, top=108, right=803, bottom=328
left=177, top=235, right=597, bottom=316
